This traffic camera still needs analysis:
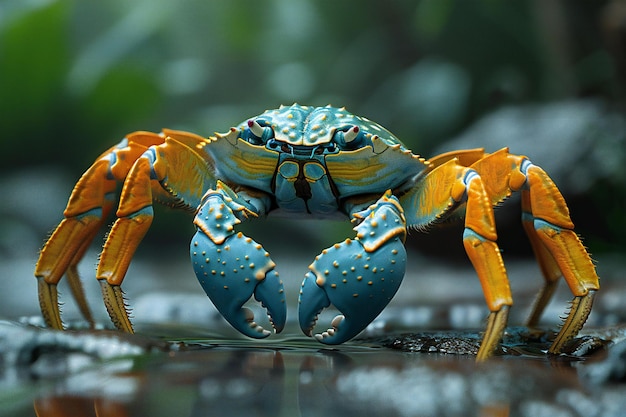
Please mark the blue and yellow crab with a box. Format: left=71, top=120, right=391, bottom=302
left=35, top=104, right=599, bottom=360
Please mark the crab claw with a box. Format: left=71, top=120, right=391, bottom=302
left=299, top=191, right=407, bottom=344
left=191, top=230, right=286, bottom=337
left=190, top=186, right=286, bottom=338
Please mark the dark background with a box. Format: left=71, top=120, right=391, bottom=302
left=2, top=0, right=625, bottom=268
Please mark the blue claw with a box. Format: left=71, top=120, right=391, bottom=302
left=298, top=191, right=407, bottom=344
left=190, top=187, right=286, bottom=338
left=191, top=230, right=286, bottom=337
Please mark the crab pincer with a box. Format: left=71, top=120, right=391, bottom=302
left=191, top=186, right=286, bottom=338
left=298, top=191, right=407, bottom=344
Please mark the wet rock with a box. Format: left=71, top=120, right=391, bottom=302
left=364, top=326, right=618, bottom=358
left=379, top=331, right=482, bottom=355
left=0, top=320, right=170, bottom=371
left=579, top=338, right=626, bottom=384
left=560, top=336, right=610, bottom=357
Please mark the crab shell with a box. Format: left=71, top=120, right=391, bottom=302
left=203, top=104, right=428, bottom=218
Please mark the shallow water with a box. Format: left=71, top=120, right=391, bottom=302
left=2, top=320, right=625, bottom=417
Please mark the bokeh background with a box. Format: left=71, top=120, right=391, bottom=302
left=1, top=0, right=625, bottom=325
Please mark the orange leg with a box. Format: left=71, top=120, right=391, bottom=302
left=96, top=156, right=155, bottom=332
left=521, top=191, right=562, bottom=327
left=63, top=202, right=113, bottom=327
left=468, top=149, right=599, bottom=353
left=35, top=153, right=137, bottom=329
left=35, top=130, right=213, bottom=330
left=402, top=147, right=600, bottom=359
left=400, top=158, right=513, bottom=360
left=95, top=130, right=216, bottom=332
left=520, top=163, right=598, bottom=353
left=460, top=170, right=514, bottom=360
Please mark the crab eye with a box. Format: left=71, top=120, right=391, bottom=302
left=343, top=125, right=360, bottom=143
left=242, top=119, right=273, bottom=144
left=334, top=125, right=363, bottom=149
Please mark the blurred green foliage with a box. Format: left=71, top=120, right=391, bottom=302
left=1, top=0, right=624, bottom=251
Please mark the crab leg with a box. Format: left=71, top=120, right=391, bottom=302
left=465, top=149, right=576, bottom=327
left=36, top=130, right=215, bottom=331
left=452, top=148, right=599, bottom=355
left=464, top=149, right=599, bottom=351
left=35, top=135, right=162, bottom=329
left=64, top=218, right=110, bottom=326
left=399, top=158, right=514, bottom=360
left=96, top=130, right=217, bottom=332
left=97, top=156, right=156, bottom=332
left=521, top=190, right=563, bottom=327
left=458, top=169, right=513, bottom=360
left=516, top=160, right=599, bottom=352
left=422, top=147, right=517, bottom=343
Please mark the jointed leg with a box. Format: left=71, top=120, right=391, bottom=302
left=35, top=134, right=159, bottom=329
left=35, top=130, right=214, bottom=331
left=519, top=161, right=599, bottom=352
left=400, top=158, right=514, bottom=360
left=521, top=191, right=562, bottom=327
left=64, top=217, right=112, bottom=327
left=96, top=156, right=156, bottom=332
left=96, top=131, right=217, bottom=332
left=460, top=170, right=513, bottom=360
left=469, top=149, right=600, bottom=353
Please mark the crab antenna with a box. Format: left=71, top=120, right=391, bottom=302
left=343, top=125, right=360, bottom=143
left=247, top=119, right=266, bottom=138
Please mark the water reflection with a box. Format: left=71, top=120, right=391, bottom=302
left=34, top=397, right=128, bottom=417
left=1, top=320, right=619, bottom=417
left=29, top=339, right=593, bottom=417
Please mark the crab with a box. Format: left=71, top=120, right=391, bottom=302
left=35, top=104, right=600, bottom=360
